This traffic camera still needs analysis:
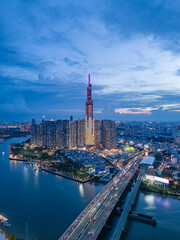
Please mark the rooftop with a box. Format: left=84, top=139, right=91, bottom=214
left=140, top=156, right=155, bottom=165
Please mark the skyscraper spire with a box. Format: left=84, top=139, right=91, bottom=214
left=88, top=74, right=90, bottom=86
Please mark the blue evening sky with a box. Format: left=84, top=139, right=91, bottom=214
left=0, top=0, right=180, bottom=121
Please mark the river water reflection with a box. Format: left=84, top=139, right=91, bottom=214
left=1, top=138, right=180, bottom=240
left=124, top=191, right=180, bottom=240
left=0, top=138, right=103, bottom=240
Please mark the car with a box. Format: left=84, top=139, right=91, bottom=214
left=92, top=216, right=96, bottom=221
left=88, top=231, right=94, bottom=237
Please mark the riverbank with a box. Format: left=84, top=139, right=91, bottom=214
left=3, top=231, right=23, bottom=240
left=41, top=168, right=90, bottom=183
left=9, top=143, right=92, bottom=182
left=140, top=180, right=180, bottom=198
left=9, top=157, right=30, bottom=162
left=9, top=155, right=91, bottom=183
left=1, top=137, right=104, bottom=240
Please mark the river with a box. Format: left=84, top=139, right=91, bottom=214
left=0, top=137, right=103, bottom=240
left=124, top=191, right=180, bottom=240
left=1, top=138, right=180, bottom=240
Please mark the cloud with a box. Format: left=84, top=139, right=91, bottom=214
left=64, top=57, right=80, bottom=66
left=94, top=109, right=103, bottom=114
left=0, top=96, right=31, bottom=114
left=0, top=0, right=180, bottom=120
left=115, top=107, right=158, bottom=115
left=176, top=69, right=180, bottom=76
left=161, top=103, right=180, bottom=111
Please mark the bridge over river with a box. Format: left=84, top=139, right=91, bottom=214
left=59, top=153, right=144, bottom=240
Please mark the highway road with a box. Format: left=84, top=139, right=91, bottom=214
left=81, top=163, right=139, bottom=240
left=60, top=154, right=143, bottom=240
left=111, top=166, right=147, bottom=240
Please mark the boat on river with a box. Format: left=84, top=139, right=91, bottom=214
left=0, top=214, right=11, bottom=227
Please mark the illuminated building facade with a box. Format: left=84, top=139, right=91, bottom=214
left=77, top=120, right=86, bottom=147
left=47, top=120, right=56, bottom=148
left=68, top=121, right=77, bottom=148
left=102, top=120, right=116, bottom=149
left=94, top=120, right=100, bottom=147
left=30, top=76, right=117, bottom=150
left=41, top=117, right=47, bottom=147
left=56, top=120, right=69, bottom=148
left=30, top=119, right=41, bottom=146
left=85, top=74, right=94, bottom=146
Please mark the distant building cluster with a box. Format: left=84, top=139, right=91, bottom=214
left=30, top=75, right=116, bottom=149
left=30, top=117, right=116, bottom=149
left=0, top=125, right=30, bottom=138
left=116, top=121, right=178, bottom=143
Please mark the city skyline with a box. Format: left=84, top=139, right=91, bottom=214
left=1, top=2, right=180, bottom=240
left=30, top=76, right=116, bottom=149
left=1, top=0, right=180, bottom=121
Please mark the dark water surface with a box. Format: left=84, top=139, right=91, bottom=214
left=0, top=138, right=103, bottom=240
left=124, top=191, right=180, bottom=240
left=1, top=138, right=180, bottom=240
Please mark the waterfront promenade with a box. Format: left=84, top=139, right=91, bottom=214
left=41, top=168, right=90, bottom=183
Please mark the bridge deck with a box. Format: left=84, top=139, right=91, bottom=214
left=111, top=166, right=147, bottom=240
left=59, top=154, right=143, bottom=240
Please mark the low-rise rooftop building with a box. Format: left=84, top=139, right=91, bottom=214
left=140, top=156, right=155, bottom=166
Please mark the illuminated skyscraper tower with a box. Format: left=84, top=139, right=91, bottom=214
left=85, top=74, right=94, bottom=146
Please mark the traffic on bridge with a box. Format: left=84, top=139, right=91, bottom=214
left=59, top=153, right=144, bottom=240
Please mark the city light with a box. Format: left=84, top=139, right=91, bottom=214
left=146, top=175, right=169, bottom=184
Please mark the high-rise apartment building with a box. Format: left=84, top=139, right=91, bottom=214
left=102, top=120, right=116, bottom=149
left=69, top=121, right=77, bottom=148
left=47, top=120, right=56, bottom=148
left=41, top=118, right=47, bottom=147
left=30, top=119, right=36, bottom=145
left=30, top=119, right=41, bottom=146
left=94, top=120, right=101, bottom=147
left=85, top=74, right=94, bottom=146
left=56, top=120, right=69, bottom=148
left=77, top=120, right=86, bottom=147
left=35, top=124, right=41, bottom=146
